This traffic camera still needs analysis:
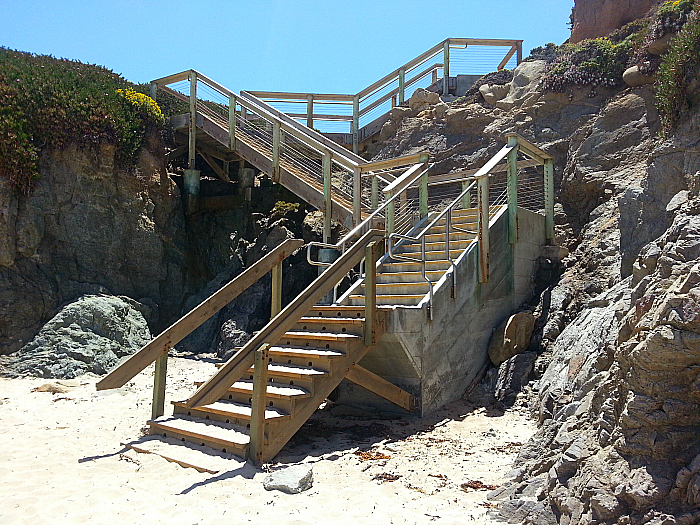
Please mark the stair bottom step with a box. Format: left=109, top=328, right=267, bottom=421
left=148, top=416, right=250, bottom=456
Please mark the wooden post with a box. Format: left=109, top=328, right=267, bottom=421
left=517, top=41, right=523, bottom=64
left=391, top=95, right=397, bottom=108
left=398, top=67, right=406, bottom=105
left=544, top=158, right=555, bottom=244
left=419, top=168, right=428, bottom=219
left=272, top=121, right=281, bottom=182
left=432, top=68, right=438, bottom=85
left=150, top=81, right=157, bottom=101
left=271, top=262, right=282, bottom=318
left=249, top=344, right=270, bottom=465
left=443, top=41, right=450, bottom=96
left=188, top=71, right=197, bottom=170
left=151, top=349, right=168, bottom=419
left=386, top=191, right=395, bottom=236
left=506, top=133, right=519, bottom=244
left=461, top=180, right=470, bottom=210
left=477, top=175, right=490, bottom=283
left=306, top=94, right=314, bottom=129
left=353, top=165, right=362, bottom=227
left=352, top=95, right=360, bottom=154
left=371, top=176, right=379, bottom=210
left=364, top=241, right=378, bottom=346
left=229, top=94, right=236, bottom=151
left=323, top=152, right=332, bottom=243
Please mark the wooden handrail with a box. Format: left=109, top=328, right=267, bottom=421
left=360, top=152, right=430, bottom=174
left=96, top=239, right=304, bottom=391
left=186, top=229, right=385, bottom=409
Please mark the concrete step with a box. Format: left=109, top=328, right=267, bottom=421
left=398, top=239, right=472, bottom=254
left=148, top=415, right=249, bottom=456
left=376, top=270, right=445, bottom=284
left=348, top=293, right=425, bottom=306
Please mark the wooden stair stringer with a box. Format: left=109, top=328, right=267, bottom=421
left=258, top=337, right=373, bottom=463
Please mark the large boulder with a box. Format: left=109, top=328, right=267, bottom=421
left=3, top=294, right=151, bottom=378
left=623, top=65, right=656, bottom=87
left=495, top=61, right=547, bottom=110
left=479, top=82, right=511, bottom=105
left=488, top=311, right=536, bottom=366
left=408, top=88, right=441, bottom=111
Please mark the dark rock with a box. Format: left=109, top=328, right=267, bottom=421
left=494, top=352, right=537, bottom=406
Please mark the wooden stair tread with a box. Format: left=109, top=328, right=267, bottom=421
left=267, top=345, right=345, bottom=358
left=350, top=293, right=426, bottom=299
left=194, top=379, right=311, bottom=398
left=298, top=316, right=364, bottom=324
left=173, top=400, right=289, bottom=420
left=275, top=331, right=362, bottom=341
left=149, top=416, right=250, bottom=446
left=249, top=362, right=328, bottom=377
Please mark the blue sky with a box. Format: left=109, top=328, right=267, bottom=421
left=1, top=0, right=572, bottom=93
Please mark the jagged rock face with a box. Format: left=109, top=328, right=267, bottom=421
left=0, top=139, right=187, bottom=355
left=570, top=0, right=656, bottom=43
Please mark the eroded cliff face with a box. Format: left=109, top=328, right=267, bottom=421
left=0, top=136, right=188, bottom=354
left=371, top=53, right=699, bottom=522
left=571, top=0, right=656, bottom=44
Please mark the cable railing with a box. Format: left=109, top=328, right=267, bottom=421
left=247, top=38, right=523, bottom=152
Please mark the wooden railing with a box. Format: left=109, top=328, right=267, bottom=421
left=96, top=239, right=303, bottom=419
left=248, top=38, right=523, bottom=152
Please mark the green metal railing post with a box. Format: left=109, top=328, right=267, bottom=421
left=352, top=95, right=360, bottom=154
left=398, top=68, right=406, bottom=105
left=271, top=262, right=282, bottom=318
left=443, top=41, right=450, bottom=96
left=544, top=158, right=555, bottom=244
left=323, top=152, right=332, bottom=243
left=306, top=94, right=314, bottom=129
left=353, top=166, right=362, bottom=227
left=506, top=133, right=519, bottom=244
left=272, top=121, right=281, bottom=182
left=249, top=343, right=270, bottom=466
left=477, top=175, right=490, bottom=283
left=229, top=94, right=236, bottom=151
left=419, top=169, right=428, bottom=219
left=461, top=180, right=471, bottom=209
left=151, top=348, right=169, bottom=419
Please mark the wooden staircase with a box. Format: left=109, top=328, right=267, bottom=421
left=147, top=305, right=386, bottom=462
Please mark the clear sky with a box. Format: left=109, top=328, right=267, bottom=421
left=1, top=0, right=572, bottom=93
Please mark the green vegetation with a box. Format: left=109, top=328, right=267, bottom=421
left=656, top=5, right=700, bottom=132
left=0, top=48, right=166, bottom=193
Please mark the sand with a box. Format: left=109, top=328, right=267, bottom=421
left=0, top=356, right=535, bottom=524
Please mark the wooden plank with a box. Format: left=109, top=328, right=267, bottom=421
left=345, top=365, right=415, bottom=412
left=199, top=149, right=229, bottom=181
left=364, top=241, right=380, bottom=346
left=248, top=344, right=270, bottom=465
left=96, top=239, right=303, bottom=391
left=271, top=263, right=282, bottom=318
left=151, top=352, right=168, bottom=419
left=428, top=159, right=540, bottom=186
left=450, top=38, right=523, bottom=46
left=165, top=144, right=188, bottom=162
left=360, top=152, right=430, bottom=174
left=285, top=113, right=353, bottom=122
left=498, top=46, right=517, bottom=70
left=507, top=132, right=553, bottom=161
left=152, top=70, right=192, bottom=87
left=185, top=229, right=385, bottom=409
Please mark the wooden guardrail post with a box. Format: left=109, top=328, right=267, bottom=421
left=398, top=68, right=406, bottom=105
left=461, top=180, right=471, bottom=210
left=229, top=94, right=236, bottom=151
left=386, top=190, right=395, bottom=236
left=271, top=261, right=282, bottom=318
left=443, top=41, right=450, bottom=96
left=477, top=174, right=490, bottom=283
left=506, top=133, right=519, bottom=244
left=151, top=348, right=169, bottom=419
left=189, top=71, right=197, bottom=170
left=544, top=158, right=555, bottom=244
left=419, top=168, right=428, bottom=219
left=432, top=68, right=438, bottom=85
left=306, top=94, right=314, bottom=129
left=371, top=176, right=379, bottom=210
left=323, top=152, right=332, bottom=243
left=353, top=166, right=362, bottom=227
left=364, top=241, right=379, bottom=346
left=249, top=343, right=270, bottom=465
left=352, top=95, right=360, bottom=154
left=272, top=121, right=281, bottom=182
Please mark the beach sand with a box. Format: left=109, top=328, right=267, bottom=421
left=0, top=356, right=534, bottom=524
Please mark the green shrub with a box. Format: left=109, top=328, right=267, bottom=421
left=656, top=5, right=700, bottom=132
left=0, top=48, right=167, bottom=193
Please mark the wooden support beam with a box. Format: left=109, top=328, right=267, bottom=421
left=506, top=134, right=518, bottom=244
left=443, top=41, right=450, bottom=96
left=360, top=152, right=430, bottom=174
left=151, top=351, right=168, bottom=419
left=272, top=122, right=281, bottom=182
left=248, top=344, right=270, bottom=465
left=165, top=145, right=188, bottom=162
left=498, top=45, right=517, bottom=70
left=96, top=239, right=303, bottom=391
left=353, top=166, right=361, bottom=227
left=386, top=192, right=395, bottom=236
left=371, top=176, right=379, bottom=210
left=150, top=81, right=157, bottom=101
left=306, top=94, right=314, bottom=129
left=199, top=149, right=229, bottom=181
left=544, top=158, right=555, bottom=244
left=398, top=67, right=406, bottom=105
left=229, top=93, right=236, bottom=151
left=345, top=365, right=416, bottom=412
left=461, top=179, right=471, bottom=209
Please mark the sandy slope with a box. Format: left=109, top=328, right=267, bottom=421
left=0, top=356, right=534, bottom=524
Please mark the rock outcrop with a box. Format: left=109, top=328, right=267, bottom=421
left=570, top=0, right=656, bottom=43
left=2, top=294, right=151, bottom=378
